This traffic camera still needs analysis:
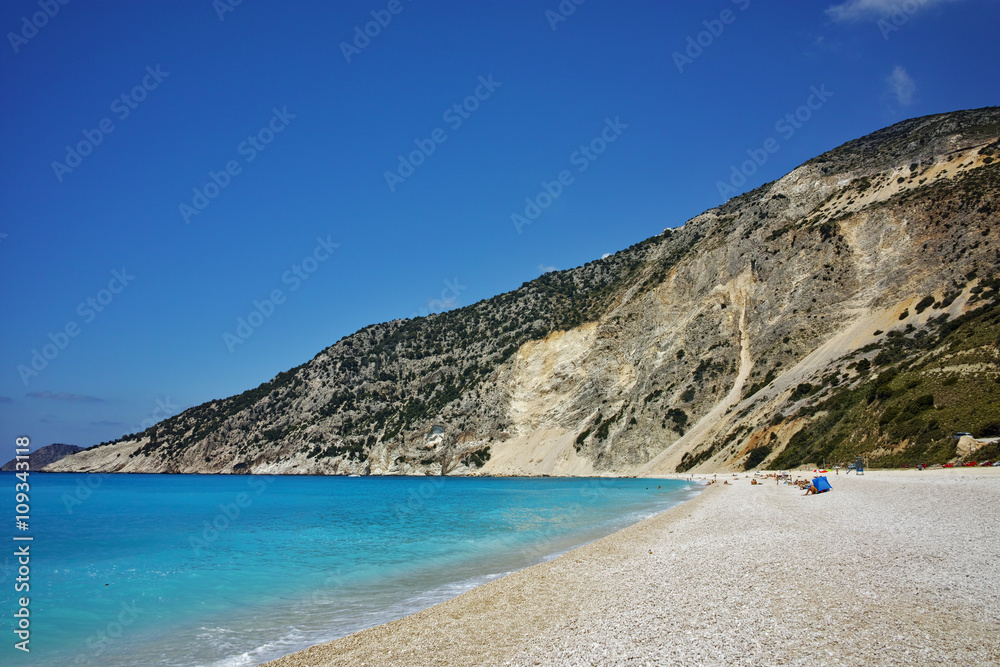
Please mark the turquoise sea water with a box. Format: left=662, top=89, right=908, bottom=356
left=0, top=474, right=698, bottom=666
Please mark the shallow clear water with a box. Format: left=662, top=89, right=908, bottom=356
left=0, top=474, right=698, bottom=666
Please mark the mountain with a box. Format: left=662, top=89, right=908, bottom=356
left=5, top=443, right=82, bottom=472
left=47, top=108, right=1000, bottom=476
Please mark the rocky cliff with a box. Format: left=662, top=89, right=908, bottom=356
left=47, top=108, right=1000, bottom=475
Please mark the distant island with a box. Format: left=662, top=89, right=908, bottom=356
left=3, top=443, right=82, bottom=471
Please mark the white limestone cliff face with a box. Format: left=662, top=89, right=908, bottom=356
left=46, top=110, right=1000, bottom=476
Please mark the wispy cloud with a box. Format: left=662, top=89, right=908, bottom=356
left=826, top=0, right=960, bottom=21
left=0, top=396, right=13, bottom=404
left=601, top=253, right=612, bottom=259
left=887, top=66, right=916, bottom=105
left=538, top=264, right=558, bottom=273
left=27, top=390, right=105, bottom=403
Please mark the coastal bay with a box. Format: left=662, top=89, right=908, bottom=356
left=266, top=469, right=1000, bottom=666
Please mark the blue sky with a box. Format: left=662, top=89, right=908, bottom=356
left=1, top=0, right=998, bottom=451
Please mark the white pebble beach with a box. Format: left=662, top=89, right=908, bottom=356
left=263, top=468, right=1000, bottom=666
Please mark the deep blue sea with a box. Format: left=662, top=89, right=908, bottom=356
left=0, top=474, right=698, bottom=666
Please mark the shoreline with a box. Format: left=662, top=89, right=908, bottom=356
left=264, top=468, right=1000, bottom=666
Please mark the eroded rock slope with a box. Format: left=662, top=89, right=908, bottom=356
left=48, top=108, right=1000, bottom=475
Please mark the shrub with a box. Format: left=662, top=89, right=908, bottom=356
left=914, top=295, right=935, bottom=314
left=879, top=406, right=899, bottom=425
left=744, top=444, right=773, bottom=470
left=792, top=383, right=814, bottom=400
left=665, top=408, right=688, bottom=433
left=466, top=447, right=491, bottom=468
left=979, top=422, right=1000, bottom=438
left=676, top=444, right=718, bottom=473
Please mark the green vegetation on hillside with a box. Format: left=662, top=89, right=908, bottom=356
left=109, top=225, right=702, bottom=465
left=772, top=277, right=1000, bottom=469
left=77, top=108, right=1000, bottom=475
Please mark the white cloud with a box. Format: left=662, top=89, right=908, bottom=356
left=601, top=253, right=611, bottom=259
left=538, top=264, right=557, bottom=274
left=887, top=66, right=916, bottom=105
left=825, top=0, right=958, bottom=21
